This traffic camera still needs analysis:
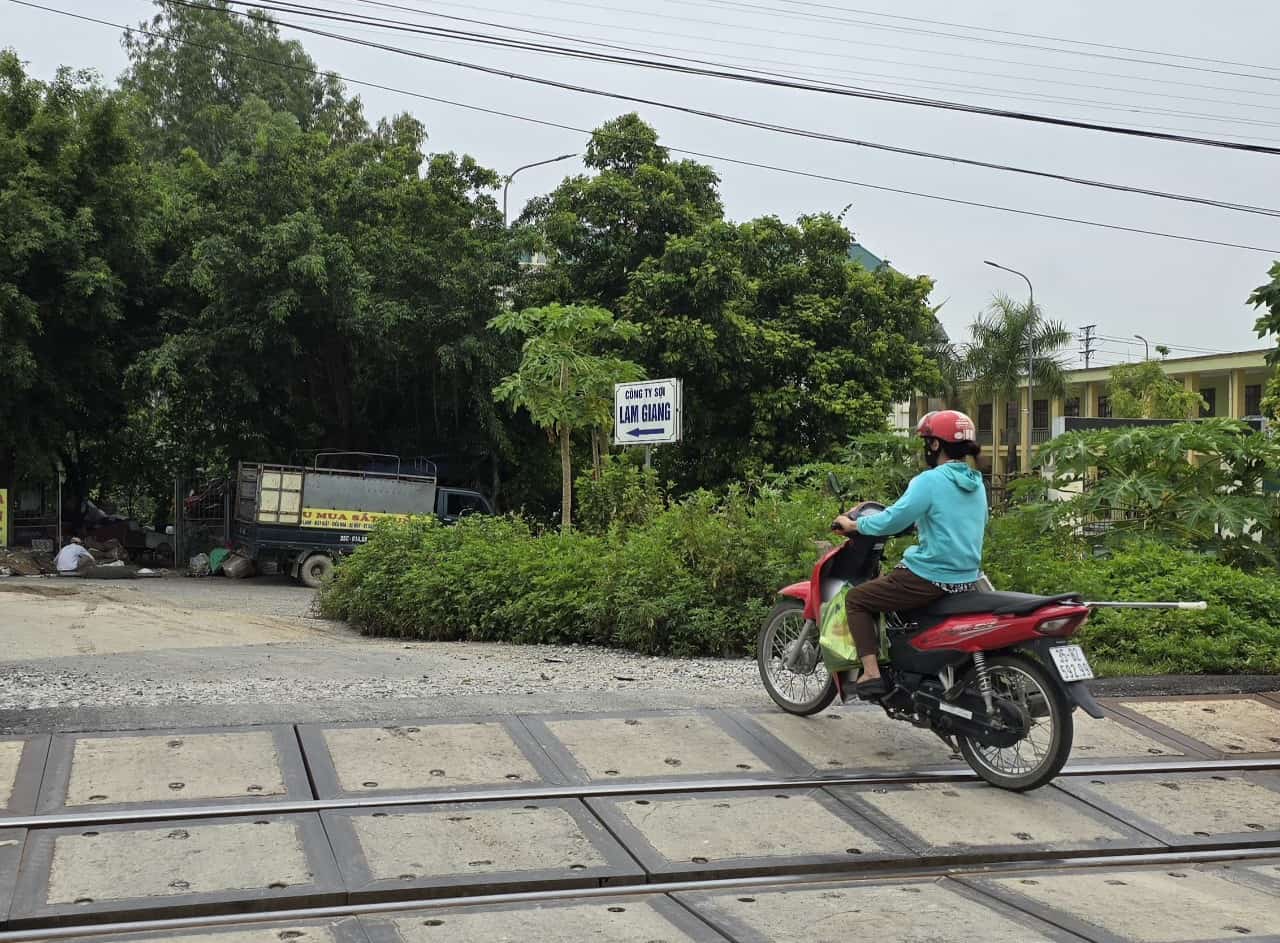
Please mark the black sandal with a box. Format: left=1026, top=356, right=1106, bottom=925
left=855, top=676, right=888, bottom=700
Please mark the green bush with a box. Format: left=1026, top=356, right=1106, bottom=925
left=575, top=455, right=666, bottom=536
left=985, top=510, right=1280, bottom=675
left=321, top=486, right=832, bottom=657
left=322, top=465, right=1280, bottom=674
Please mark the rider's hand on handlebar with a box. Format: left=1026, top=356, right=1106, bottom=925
left=831, top=514, right=860, bottom=536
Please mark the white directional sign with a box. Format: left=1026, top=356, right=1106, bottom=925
left=613, top=378, right=683, bottom=446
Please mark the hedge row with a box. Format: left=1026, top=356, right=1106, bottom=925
left=321, top=490, right=1280, bottom=674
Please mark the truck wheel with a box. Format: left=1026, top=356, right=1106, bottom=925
left=298, top=553, right=335, bottom=589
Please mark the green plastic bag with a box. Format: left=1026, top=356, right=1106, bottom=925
left=819, top=584, right=890, bottom=674
left=818, top=584, right=859, bottom=673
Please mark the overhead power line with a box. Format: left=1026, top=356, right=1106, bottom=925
left=747, top=0, right=1280, bottom=74
left=348, top=0, right=1280, bottom=105
left=336, top=0, right=1280, bottom=118
left=665, top=0, right=1280, bottom=83
left=10, top=0, right=1280, bottom=255
left=203, top=0, right=1280, bottom=155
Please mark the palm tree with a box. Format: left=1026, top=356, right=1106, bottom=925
left=963, top=294, right=1072, bottom=475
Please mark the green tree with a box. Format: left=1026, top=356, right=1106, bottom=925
left=621, top=214, right=943, bottom=489
left=491, top=304, right=642, bottom=530
left=963, top=294, right=1072, bottom=473
left=0, top=52, right=154, bottom=503
left=1108, top=360, right=1207, bottom=419
left=122, top=0, right=366, bottom=161
left=1250, top=261, right=1280, bottom=420
left=137, top=103, right=514, bottom=474
left=518, top=114, right=722, bottom=310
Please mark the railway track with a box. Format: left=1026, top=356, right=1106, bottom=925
left=2, top=756, right=1277, bottom=941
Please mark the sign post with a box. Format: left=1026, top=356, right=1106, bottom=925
left=614, top=378, right=683, bottom=449
left=0, top=488, right=7, bottom=548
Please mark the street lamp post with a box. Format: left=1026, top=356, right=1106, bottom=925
left=1134, top=334, right=1150, bottom=360
left=985, top=260, right=1036, bottom=472
left=502, top=152, right=577, bottom=225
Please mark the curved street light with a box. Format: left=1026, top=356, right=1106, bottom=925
left=984, top=260, right=1037, bottom=430
left=503, top=152, right=577, bottom=225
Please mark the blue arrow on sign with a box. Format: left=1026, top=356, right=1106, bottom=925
left=627, top=427, right=664, bottom=438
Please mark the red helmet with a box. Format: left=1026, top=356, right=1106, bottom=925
left=916, top=409, right=976, bottom=443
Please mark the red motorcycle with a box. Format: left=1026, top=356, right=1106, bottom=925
left=757, top=481, right=1205, bottom=790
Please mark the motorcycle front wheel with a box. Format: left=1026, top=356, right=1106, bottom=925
left=757, top=599, right=837, bottom=716
left=957, top=652, right=1073, bottom=791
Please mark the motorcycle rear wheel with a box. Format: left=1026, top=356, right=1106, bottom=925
left=757, top=600, right=838, bottom=716
left=957, top=652, right=1073, bottom=792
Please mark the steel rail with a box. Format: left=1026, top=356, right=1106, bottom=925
left=2, top=752, right=1280, bottom=829
left=1, top=757, right=1276, bottom=831
left=2, top=843, right=1276, bottom=941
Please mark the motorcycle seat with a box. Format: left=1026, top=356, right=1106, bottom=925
left=906, top=590, right=1084, bottom=619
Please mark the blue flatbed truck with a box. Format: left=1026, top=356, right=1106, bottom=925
left=233, top=453, right=491, bottom=587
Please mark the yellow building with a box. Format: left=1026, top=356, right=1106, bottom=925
left=897, top=348, right=1275, bottom=479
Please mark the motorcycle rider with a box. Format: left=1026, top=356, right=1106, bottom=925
left=832, top=410, right=988, bottom=699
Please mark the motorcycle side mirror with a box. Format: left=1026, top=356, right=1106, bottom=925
left=827, top=472, right=844, bottom=499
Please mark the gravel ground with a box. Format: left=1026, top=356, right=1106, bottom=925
left=0, top=641, right=759, bottom=710
left=0, top=576, right=760, bottom=718
left=0, top=575, right=1274, bottom=734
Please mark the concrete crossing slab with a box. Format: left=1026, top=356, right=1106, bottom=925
left=360, top=895, right=728, bottom=943
left=1057, top=771, right=1280, bottom=847
left=298, top=719, right=563, bottom=798
left=0, top=735, right=49, bottom=815
left=1109, top=696, right=1280, bottom=758
left=1238, top=859, right=1280, bottom=893
left=57, top=918, right=370, bottom=943
left=322, top=798, right=641, bottom=903
left=586, top=788, right=909, bottom=881
left=728, top=707, right=961, bottom=774
left=1068, top=711, right=1189, bottom=762
left=8, top=814, right=343, bottom=928
left=521, top=710, right=796, bottom=784
left=38, top=727, right=310, bottom=812
left=0, top=828, right=25, bottom=924
left=678, top=876, right=1080, bottom=943
left=829, top=781, right=1156, bottom=859
left=966, top=863, right=1280, bottom=942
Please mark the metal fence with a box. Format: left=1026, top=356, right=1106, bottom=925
left=175, top=474, right=232, bottom=563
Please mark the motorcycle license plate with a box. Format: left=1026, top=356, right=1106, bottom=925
left=1050, top=644, right=1094, bottom=681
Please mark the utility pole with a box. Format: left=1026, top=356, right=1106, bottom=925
left=1078, top=324, right=1097, bottom=369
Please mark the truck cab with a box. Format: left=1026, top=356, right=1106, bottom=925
left=436, top=488, right=492, bottom=524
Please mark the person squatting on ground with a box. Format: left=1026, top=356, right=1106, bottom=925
left=832, top=410, right=989, bottom=700
left=54, top=537, right=95, bottom=575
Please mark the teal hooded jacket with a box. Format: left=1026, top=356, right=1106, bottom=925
left=857, top=461, right=988, bottom=585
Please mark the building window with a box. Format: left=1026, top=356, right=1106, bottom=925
left=1064, top=397, right=1080, bottom=418
left=1033, top=399, right=1049, bottom=430
left=1005, top=400, right=1019, bottom=441
left=977, top=403, right=992, bottom=430
left=1245, top=384, right=1262, bottom=417
left=1097, top=395, right=1112, bottom=418
left=1201, top=388, right=1216, bottom=418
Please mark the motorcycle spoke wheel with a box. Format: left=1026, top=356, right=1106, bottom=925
left=958, top=654, right=1073, bottom=792
left=757, top=601, right=836, bottom=716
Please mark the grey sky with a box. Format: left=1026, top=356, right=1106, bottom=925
left=6, top=0, right=1279, bottom=364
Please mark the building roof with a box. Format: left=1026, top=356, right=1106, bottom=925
left=1065, top=347, right=1272, bottom=382
left=847, top=241, right=890, bottom=272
